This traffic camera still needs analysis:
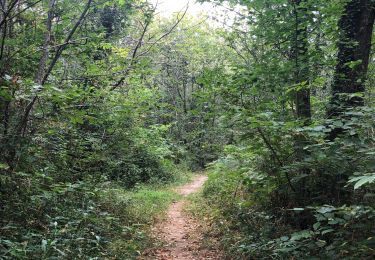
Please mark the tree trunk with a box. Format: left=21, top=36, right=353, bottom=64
left=18, top=0, right=93, bottom=137
left=329, top=0, right=375, bottom=128
left=17, top=0, right=56, bottom=138
left=291, top=0, right=311, bottom=216
left=293, top=0, right=311, bottom=123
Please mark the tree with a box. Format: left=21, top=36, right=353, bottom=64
left=292, top=0, right=311, bottom=122
left=329, top=0, right=375, bottom=139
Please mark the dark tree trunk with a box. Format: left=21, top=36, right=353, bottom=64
left=325, top=0, right=374, bottom=203
left=329, top=0, right=375, bottom=128
left=293, top=0, right=311, bottom=123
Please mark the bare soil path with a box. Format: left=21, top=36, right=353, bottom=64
left=142, top=175, right=221, bottom=260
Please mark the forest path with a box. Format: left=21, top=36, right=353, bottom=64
left=142, top=175, right=221, bottom=260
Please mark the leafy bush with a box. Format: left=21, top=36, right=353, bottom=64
left=197, top=106, right=375, bottom=259
left=268, top=205, right=375, bottom=259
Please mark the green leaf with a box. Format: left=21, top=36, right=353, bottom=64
left=41, top=239, right=47, bottom=252
left=316, top=240, right=327, bottom=247
left=0, top=163, right=10, bottom=170
left=321, top=229, right=334, bottom=235
left=311, top=125, right=325, bottom=132
left=280, top=236, right=289, bottom=242
left=290, top=230, right=313, bottom=241
left=316, top=206, right=335, bottom=214
left=313, top=222, right=321, bottom=230
left=349, top=174, right=375, bottom=190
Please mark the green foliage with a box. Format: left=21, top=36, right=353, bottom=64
left=0, top=1, right=198, bottom=258
left=349, top=174, right=375, bottom=190
left=196, top=103, right=375, bottom=257
left=191, top=0, right=375, bottom=258
left=194, top=170, right=291, bottom=259
left=0, top=180, right=177, bottom=259
left=0, top=0, right=374, bottom=258
left=267, top=205, right=375, bottom=258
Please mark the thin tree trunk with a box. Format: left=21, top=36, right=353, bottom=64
left=293, top=0, right=311, bottom=122
left=291, top=0, right=311, bottom=210
left=17, top=0, right=56, bottom=137
left=43, top=0, right=93, bottom=84
left=35, top=0, right=56, bottom=84
left=18, top=0, right=93, bottom=136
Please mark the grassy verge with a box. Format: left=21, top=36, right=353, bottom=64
left=181, top=172, right=227, bottom=257
left=187, top=170, right=275, bottom=260
left=0, top=170, right=194, bottom=259
left=99, top=185, right=178, bottom=259
left=98, top=170, right=195, bottom=259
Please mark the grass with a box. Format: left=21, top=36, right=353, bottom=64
left=97, top=170, right=195, bottom=259
left=186, top=170, right=251, bottom=260
left=0, top=168, right=196, bottom=259
left=98, top=186, right=177, bottom=258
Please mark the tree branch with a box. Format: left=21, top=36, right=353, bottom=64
left=111, top=4, right=188, bottom=90
left=257, top=127, right=296, bottom=192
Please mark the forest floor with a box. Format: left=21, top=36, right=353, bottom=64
left=141, top=175, right=222, bottom=260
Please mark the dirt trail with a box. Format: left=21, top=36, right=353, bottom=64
left=143, top=175, right=221, bottom=260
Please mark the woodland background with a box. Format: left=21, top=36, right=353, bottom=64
left=0, top=0, right=374, bottom=259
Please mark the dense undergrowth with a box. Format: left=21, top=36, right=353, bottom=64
left=186, top=0, right=375, bottom=259
left=0, top=1, right=221, bottom=258
left=1, top=167, right=191, bottom=259
left=193, top=123, right=375, bottom=259
left=194, top=175, right=375, bottom=259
